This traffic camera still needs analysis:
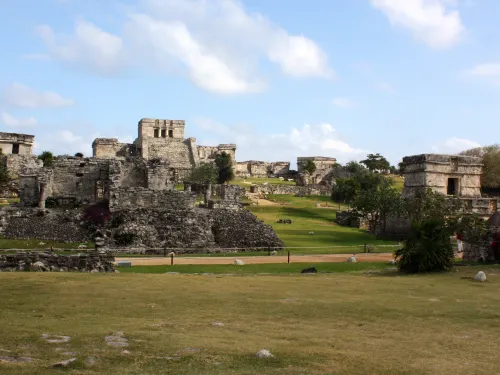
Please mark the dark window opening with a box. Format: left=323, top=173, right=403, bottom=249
left=12, top=143, right=20, bottom=154
left=154, top=128, right=159, bottom=138
left=447, top=178, right=458, bottom=196
left=168, top=129, right=173, bottom=138
left=161, top=129, right=166, bottom=138
left=96, top=181, right=105, bottom=201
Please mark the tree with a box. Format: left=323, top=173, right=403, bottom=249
left=214, top=152, right=234, bottom=184
left=352, top=178, right=405, bottom=233
left=460, top=144, right=500, bottom=189
left=75, top=152, right=84, bottom=158
left=360, top=153, right=391, bottom=172
left=0, top=149, right=10, bottom=189
left=395, top=218, right=455, bottom=273
left=187, top=163, right=218, bottom=185
left=405, top=188, right=462, bottom=223
left=344, top=161, right=365, bottom=174
left=186, top=163, right=218, bottom=204
left=302, top=160, right=317, bottom=175
left=38, top=151, right=54, bottom=167
left=331, top=177, right=360, bottom=206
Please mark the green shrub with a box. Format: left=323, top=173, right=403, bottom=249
left=395, top=218, right=454, bottom=273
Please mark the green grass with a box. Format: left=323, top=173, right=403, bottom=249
left=1, top=266, right=500, bottom=374
left=116, top=262, right=389, bottom=274
left=248, top=195, right=398, bottom=254
left=230, top=177, right=296, bottom=187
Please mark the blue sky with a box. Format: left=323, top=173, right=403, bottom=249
left=0, top=0, right=499, bottom=166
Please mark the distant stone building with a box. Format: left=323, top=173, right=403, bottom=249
left=92, top=118, right=236, bottom=181
left=297, top=156, right=337, bottom=185
left=402, top=154, right=482, bottom=198
left=235, top=161, right=291, bottom=178
left=0, top=132, right=34, bottom=156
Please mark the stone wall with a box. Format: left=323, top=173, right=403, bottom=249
left=0, top=251, right=115, bottom=272
left=235, top=161, right=291, bottom=178
left=198, top=144, right=236, bottom=164
left=250, top=184, right=331, bottom=196
left=335, top=211, right=369, bottom=230
left=0, top=207, right=91, bottom=242
left=2, top=154, right=42, bottom=177
left=109, top=187, right=195, bottom=211
left=92, top=138, right=138, bottom=158
left=104, top=207, right=284, bottom=252
left=403, top=154, right=482, bottom=198
left=297, top=156, right=337, bottom=185
left=0, top=132, right=34, bottom=155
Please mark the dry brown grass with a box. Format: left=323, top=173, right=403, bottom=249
left=1, top=266, right=500, bottom=374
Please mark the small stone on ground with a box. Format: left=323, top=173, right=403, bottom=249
left=256, top=349, right=274, bottom=358
left=52, top=358, right=77, bottom=367
left=211, top=322, right=224, bottom=327
left=474, top=271, right=487, bottom=282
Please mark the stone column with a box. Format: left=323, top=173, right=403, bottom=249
left=38, top=182, right=46, bottom=210
left=204, top=183, right=212, bottom=205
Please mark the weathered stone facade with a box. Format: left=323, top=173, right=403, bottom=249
left=297, top=156, right=337, bottom=185
left=402, top=154, right=483, bottom=198
left=235, top=161, right=291, bottom=178
left=0, top=251, right=115, bottom=272
left=250, top=184, right=330, bottom=196
left=0, top=132, right=34, bottom=156
left=92, top=118, right=236, bottom=180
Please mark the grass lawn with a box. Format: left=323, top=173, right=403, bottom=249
left=116, top=262, right=390, bottom=274
left=1, top=265, right=499, bottom=374
left=248, top=195, right=398, bottom=254
left=230, top=177, right=296, bottom=187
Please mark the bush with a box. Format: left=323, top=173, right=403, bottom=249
left=38, top=151, right=54, bottom=167
left=74, top=152, right=84, bottom=158
left=395, top=218, right=454, bottom=273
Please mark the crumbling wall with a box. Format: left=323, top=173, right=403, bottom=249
left=41, top=157, right=110, bottom=205
left=109, top=187, right=195, bottom=211
left=0, top=251, right=115, bottom=273
left=3, top=155, right=42, bottom=177
left=297, top=157, right=337, bottom=185
left=0, top=132, right=34, bottom=155
left=250, top=184, right=330, bottom=196
left=1, top=207, right=91, bottom=242
left=198, top=144, right=236, bottom=164
left=235, top=161, right=291, bottom=178
left=403, top=154, right=482, bottom=198
left=104, top=207, right=284, bottom=252
left=92, top=138, right=137, bottom=158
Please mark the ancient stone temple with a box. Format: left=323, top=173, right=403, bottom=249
left=0, top=132, right=34, bottom=155
left=92, top=118, right=236, bottom=181
left=401, top=153, right=498, bottom=217
left=402, top=154, right=483, bottom=198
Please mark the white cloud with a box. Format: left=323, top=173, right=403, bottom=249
left=432, top=137, right=481, bottom=154
left=370, top=0, right=464, bottom=48
left=35, top=0, right=333, bottom=94
left=194, top=118, right=365, bottom=166
left=464, top=63, right=500, bottom=86
left=332, top=97, right=356, bottom=108
left=0, top=112, right=38, bottom=128
left=2, top=83, right=74, bottom=108
left=36, top=20, right=124, bottom=74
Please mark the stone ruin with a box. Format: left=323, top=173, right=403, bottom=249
left=402, top=154, right=499, bottom=217
left=296, top=156, right=337, bottom=186
left=0, top=250, right=115, bottom=273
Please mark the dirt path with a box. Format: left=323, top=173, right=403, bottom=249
left=115, top=253, right=395, bottom=266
